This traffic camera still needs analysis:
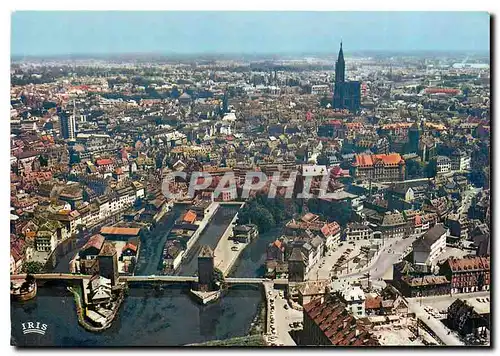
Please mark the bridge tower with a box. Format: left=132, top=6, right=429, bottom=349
left=98, top=241, right=119, bottom=286
left=198, top=245, right=215, bottom=292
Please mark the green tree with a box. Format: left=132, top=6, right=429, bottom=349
left=38, top=155, right=49, bottom=167
left=425, top=160, right=437, bottom=178
left=21, top=261, right=44, bottom=275
left=316, top=153, right=329, bottom=166
left=320, top=96, right=330, bottom=108
left=406, top=159, right=424, bottom=179
left=212, top=267, right=224, bottom=283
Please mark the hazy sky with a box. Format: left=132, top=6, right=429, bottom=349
left=11, top=11, right=490, bottom=56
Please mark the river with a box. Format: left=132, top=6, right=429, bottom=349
left=11, top=285, right=261, bottom=347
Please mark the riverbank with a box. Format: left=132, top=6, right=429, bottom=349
left=188, top=334, right=267, bottom=346
left=248, top=299, right=267, bottom=336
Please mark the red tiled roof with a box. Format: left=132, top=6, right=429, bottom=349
left=82, top=234, right=105, bottom=251
left=96, top=158, right=113, bottom=166
left=447, top=256, right=490, bottom=272
left=426, top=88, right=460, bottom=95
left=354, top=153, right=404, bottom=167
left=122, top=242, right=138, bottom=253
left=364, top=296, right=382, bottom=309
left=273, top=240, right=284, bottom=251
left=304, top=296, right=379, bottom=346
left=182, top=210, right=197, bottom=224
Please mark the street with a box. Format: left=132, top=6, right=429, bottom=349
left=407, top=291, right=490, bottom=313
left=265, top=289, right=302, bottom=346
left=407, top=299, right=464, bottom=346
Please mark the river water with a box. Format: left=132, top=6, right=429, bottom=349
left=11, top=285, right=261, bottom=346
left=11, top=206, right=281, bottom=347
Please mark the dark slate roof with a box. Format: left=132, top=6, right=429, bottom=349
left=288, top=247, right=305, bottom=262
left=199, top=245, right=214, bottom=258
left=423, top=224, right=447, bottom=244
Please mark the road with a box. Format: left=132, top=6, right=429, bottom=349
left=265, top=288, right=301, bottom=346
left=408, top=291, right=490, bottom=313
left=407, top=299, right=464, bottom=346
left=458, top=187, right=481, bottom=215
left=333, top=234, right=420, bottom=287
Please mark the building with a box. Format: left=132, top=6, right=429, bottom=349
left=35, top=230, right=58, bottom=252
left=450, top=149, right=471, bottom=171
left=198, top=245, right=215, bottom=292
left=343, top=223, right=373, bottom=241
left=407, top=122, right=421, bottom=154
left=77, top=234, right=105, bottom=274
left=232, top=224, right=258, bottom=243
left=285, top=213, right=340, bottom=251
left=296, top=279, right=329, bottom=306
left=439, top=256, right=490, bottom=294
left=288, top=247, right=307, bottom=282
left=338, top=285, right=366, bottom=318
left=86, top=274, right=112, bottom=306
left=97, top=241, right=119, bottom=286
left=379, top=211, right=407, bottom=240
left=311, top=84, right=330, bottom=96
left=397, top=275, right=451, bottom=297
left=446, top=213, right=469, bottom=241
left=435, top=156, right=452, bottom=174
left=163, top=240, right=184, bottom=273
left=100, top=226, right=141, bottom=241
left=302, top=295, right=379, bottom=346
left=447, top=299, right=490, bottom=340
left=332, top=42, right=361, bottom=113
left=412, top=224, right=447, bottom=272
left=59, top=111, right=76, bottom=140
left=351, top=153, right=405, bottom=182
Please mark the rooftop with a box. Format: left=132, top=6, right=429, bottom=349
left=100, top=226, right=141, bottom=236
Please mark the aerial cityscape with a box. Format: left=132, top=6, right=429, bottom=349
left=10, top=11, right=491, bottom=347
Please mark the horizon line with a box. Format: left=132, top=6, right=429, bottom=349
left=11, top=49, right=490, bottom=59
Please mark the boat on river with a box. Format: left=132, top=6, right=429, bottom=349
left=11, top=277, right=37, bottom=302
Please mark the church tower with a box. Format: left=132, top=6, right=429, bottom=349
left=332, top=41, right=361, bottom=113
left=335, top=41, right=345, bottom=84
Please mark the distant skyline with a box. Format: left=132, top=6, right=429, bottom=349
left=11, top=11, right=490, bottom=57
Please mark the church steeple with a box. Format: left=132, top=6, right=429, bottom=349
left=335, top=41, right=345, bottom=83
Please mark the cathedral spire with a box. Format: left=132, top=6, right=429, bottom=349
left=335, top=41, right=345, bottom=83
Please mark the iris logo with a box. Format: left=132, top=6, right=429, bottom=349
left=21, top=322, right=48, bottom=335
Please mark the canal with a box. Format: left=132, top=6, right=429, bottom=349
left=228, top=227, right=283, bottom=278
left=135, top=206, right=183, bottom=276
